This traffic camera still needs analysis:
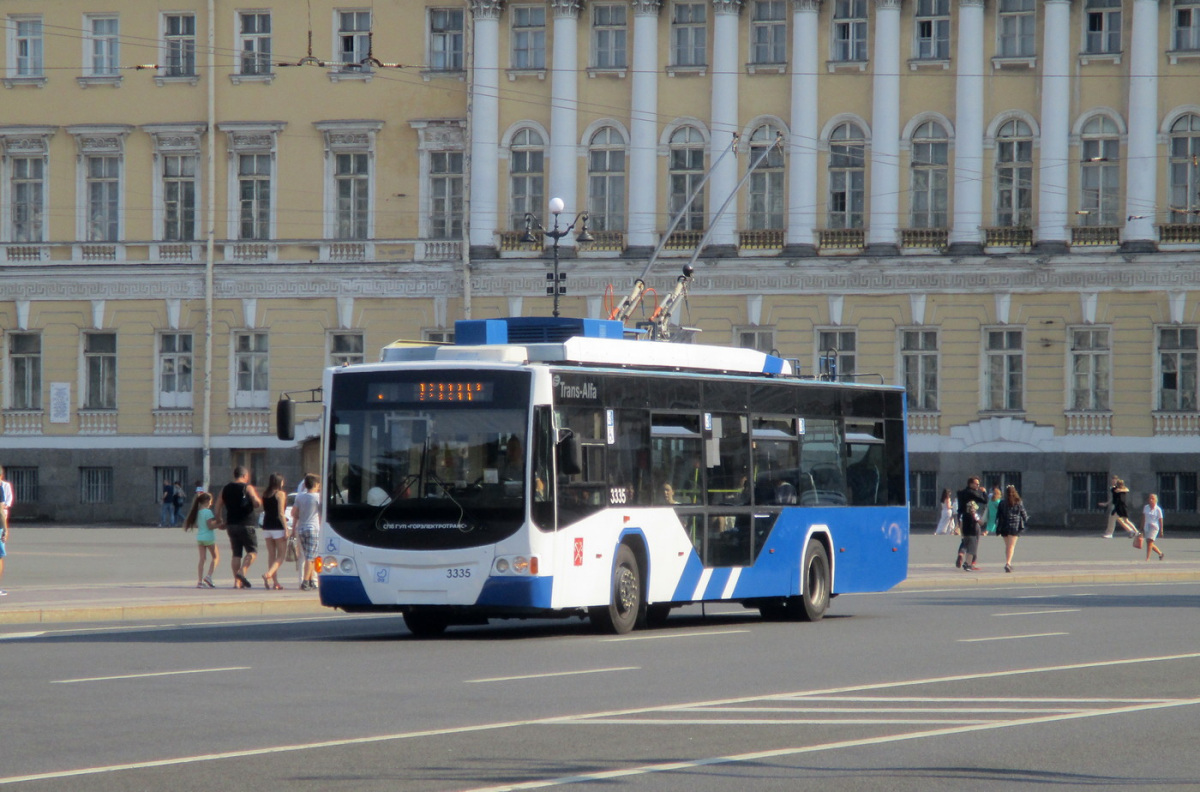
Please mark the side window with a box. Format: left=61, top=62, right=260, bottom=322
left=751, top=415, right=800, bottom=506
left=844, top=420, right=885, bottom=506
left=555, top=407, right=607, bottom=525
left=705, top=413, right=749, bottom=506
left=798, top=418, right=844, bottom=505
left=651, top=413, right=705, bottom=504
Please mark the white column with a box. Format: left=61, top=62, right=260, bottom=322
left=628, top=0, right=662, bottom=251
left=868, top=0, right=901, bottom=250
left=708, top=0, right=742, bottom=249
left=468, top=0, right=502, bottom=254
left=1036, top=0, right=1071, bottom=249
left=1124, top=0, right=1160, bottom=249
left=950, top=0, right=985, bottom=250
left=786, top=0, right=819, bottom=253
left=549, top=0, right=582, bottom=237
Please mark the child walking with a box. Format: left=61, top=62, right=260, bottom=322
left=1142, top=493, right=1166, bottom=561
left=183, top=492, right=220, bottom=588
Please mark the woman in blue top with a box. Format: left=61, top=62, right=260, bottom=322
left=183, top=491, right=219, bottom=588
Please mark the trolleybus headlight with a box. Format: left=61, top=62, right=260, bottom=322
left=322, top=556, right=338, bottom=573
left=512, top=556, right=530, bottom=573
left=494, top=558, right=510, bottom=574
left=339, top=557, right=355, bottom=574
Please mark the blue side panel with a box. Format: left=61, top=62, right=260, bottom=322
left=761, top=355, right=785, bottom=375
left=475, top=576, right=554, bottom=608
left=319, top=575, right=372, bottom=607
left=670, top=553, right=708, bottom=601
left=455, top=319, right=510, bottom=345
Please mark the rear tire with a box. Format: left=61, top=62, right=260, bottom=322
left=797, top=541, right=831, bottom=621
left=403, top=608, right=449, bottom=637
left=590, top=545, right=641, bottom=634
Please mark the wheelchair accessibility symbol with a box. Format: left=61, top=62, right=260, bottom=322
left=324, top=538, right=338, bottom=553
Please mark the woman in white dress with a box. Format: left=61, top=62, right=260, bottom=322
left=933, top=488, right=957, bottom=535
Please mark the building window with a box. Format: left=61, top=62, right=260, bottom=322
left=84, top=332, right=117, bottom=410
left=983, top=471, right=1022, bottom=496
left=832, top=0, right=868, bottom=62
left=818, top=329, right=856, bottom=380
left=1157, top=326, right=1198, bottom=411
left=334, top=153, right=369, bottom=239
left=511, top=6, right=546, bottom=70
left=9, top=16, right=44, bottom=78
left=995, top=119, right=1033, bottom=227
left=234, top=331, right=269, bottom=408
left=669, top=126, right=706, bottom=231
left=592, top=4, right=627, bottom=69
left=828, top=122, right=865, bottom=229
left=909, top=470, right=937, bottom=510
left=429, top=8, right=464, bottom=71
left=587, top=126, right=626, bottom=232
left=901, top=329, right=938, bottom=411
left=737, top=326, right=776, bottom=353
left=86, top=16, right=120, bottom=76
left=80, top=467, right=114, bottom=504
left=11, top=156, right=44, bottom=243
left=163, top=14, right=197, bottom=77
left=1085, top=0, right=1122, bottom=54
left=158, top=333, right=193, bottom=409
left=509, top=128, right=544, bottom=230
left=984, top=328, right=1023, bottom=412
left=1169, top=114, right=1200, bottom=222
left=997, top=0, right=1035, bottom=57
left=910, top=121, right=949, bottom=228
left=750, top=0, right=787, bottom=65
left=330, top=332, right=365, bottom=366
left=1157, top=472, right=1198, bottom=512
left=671, top=2, right=707, bottom=68
left=238, top=154, right=271, bottom=240
left=747, top=124, right=784, bottom=230
left=1175, top=0, right=1200, bottom=50
left=1070, top=327, right=1110, bottom=411
left=162, top=154, right=197, bottom=242
left=238, top=12, right=272, bottom=76
left=8, top=332, right=41, bottom=410
left=1080, top=116, right=1120, bottom=226
left=424, top=328, right=456, bottom=344
left=429, top=151, right=463, bottom=239
left=7, top=466, right=37, bottom=504
left=914, top=0, right=950, bottom=59
left=86, top=156, right=120, bottom=242
left=337, top=11, right=371, bottom=70
left=1070, top=472, right=1108, bottom=513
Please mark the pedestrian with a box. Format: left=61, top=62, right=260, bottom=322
left=290, top=474, right=322, bottom=591
left=160, top=478, right=175, bottom=527
left=0, top=465, right=12, bottom=596
left=955, top=477, right=988, bottom=567
left=1109, top=479, right=1139, bottom=538
left=996, top=484, right=1029, bottom=573
left=183, top=491, right=219, bottom=588
left=172, top=481, right=186, bottom=527
left=984, top=486, right=1002, bottom=536
left=213, top=465, right=262, bottom=589
left=1142, top=493, right=1166, bottom=561
left=933, top=488, right=957, bottom=535
left=259, top=472, right=289, bottom=590
left=1100, top=474, right=1138, bottom=538
left=959, top=501, right=982, bottom=571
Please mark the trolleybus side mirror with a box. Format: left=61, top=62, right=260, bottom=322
left=276, top=397, right=295, bottom=441
left=558, top=432, right=583, bottom=476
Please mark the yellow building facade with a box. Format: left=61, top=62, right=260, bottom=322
left=1, top=0, right=1198, bottom=527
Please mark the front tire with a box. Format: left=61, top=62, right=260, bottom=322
left=590, top=544, right=641, bottom=634
left=403, top=607, right=449, bottom=637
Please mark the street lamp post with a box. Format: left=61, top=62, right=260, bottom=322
left=521, top=197, right=593, bottom=318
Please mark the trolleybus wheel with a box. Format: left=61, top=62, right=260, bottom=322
left=643, top=603, right=672, bottom=628
left=797, top=541, right=831, bottom=621
left=590, top=544, right=641, bottom=634
left=403, top=608, right=449, bottom=637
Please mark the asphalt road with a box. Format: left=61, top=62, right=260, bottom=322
left=2, top=573, right=1199, bottom=791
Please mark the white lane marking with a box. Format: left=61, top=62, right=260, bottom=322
left=720, top=568, right=742, bottom=599
left=768, top=696, right=1163, bottom=703
left=994, top=609, right=1083, bottom=617
left=958, top=632, right=1069, bottom=643
left=668, top=706, right=1090, bottom=714
left=462, top=697, right=1200, bottom=791
left=6, top=650, right=1200, bottom=786
left=468, top=667, right=639, bottom=684
left=0, top=632, right=48, bottom=640
left=691, top=568, right=713, bottom=601
left=568, top=718, right=995, bottom=726
left=599, top=629, right=750, bottom=643
left=52, top=667, right=251, bottom=684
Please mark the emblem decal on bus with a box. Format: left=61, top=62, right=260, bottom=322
left=379, top=521, right=464, bottom=531
left=554, top=375, right=598, bottom=400
left=573, top=537, right=584, bottom=566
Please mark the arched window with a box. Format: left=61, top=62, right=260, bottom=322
left=587, top=127, right=625, bottom=232
left=509, top=128, right=544, bottom=229
left=1079, top=116, right=1120, bottom=227
left=1170, top=114, right=1200, bottom=223
left=669, top=126, right=706, bottom=231
left=828, top=122, right=865, bottom=229
left=747, top=124, right=784, bottom=230
left=995, top=119, right=1033, bottom=227
left=910, top=121, right=948, bottom=228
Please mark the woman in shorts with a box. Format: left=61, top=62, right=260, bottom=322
left=1142, top=493, right=1166, bottom=561
left=259, top=473, right=290, bottom=589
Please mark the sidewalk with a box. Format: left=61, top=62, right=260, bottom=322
left=0, top=527, right=1197, bottom=625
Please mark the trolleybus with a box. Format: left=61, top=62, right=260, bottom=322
left=282, top=316, right=908, bottom=635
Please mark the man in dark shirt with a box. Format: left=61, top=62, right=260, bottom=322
left=955, top=477, right=988, bottom=568
left=214, top=466, right=262, bottom=589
